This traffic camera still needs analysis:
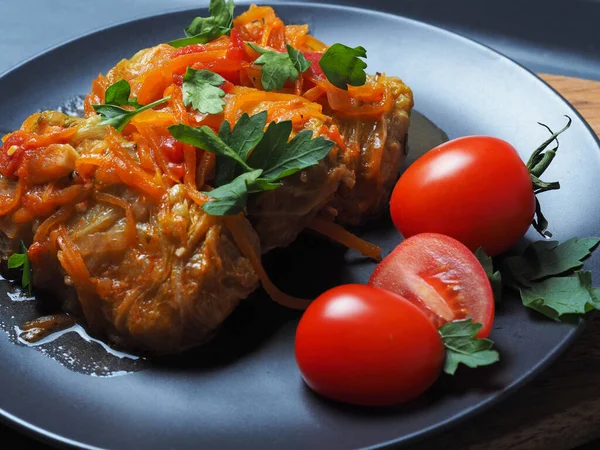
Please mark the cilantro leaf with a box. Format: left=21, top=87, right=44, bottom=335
left=248, top=43, right=311, bottom=91
left=93, top=96, right=170, bottom=132
left=439, top=319, right=500, bottom=375
left=182, top=68, right=226, bottom=114
left=201, top=169, right=263, bottom=215
left=475, top=247, right=502, bottom=302
left=216, top=112, right=267, bottom=186
left=519, top=270, right=599, bottom=320
left=247, top=121, right=334, bottom=180
left=504, top=237, right=600, bottom=285
left=7, top=241, right=32, bottom=295
left=169, top=0, right=234, bottom=48
left=319, top=43, right=367, bottom=90
left=168, top=123, right=252, bottom=171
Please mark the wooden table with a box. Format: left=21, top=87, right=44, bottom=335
left=1, top=75, right=600, bottom=449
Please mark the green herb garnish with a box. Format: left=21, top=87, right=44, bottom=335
left=439, top=319, right=500, bottom=375
left=182, top=68, right=227, bottom=114
left=92, top=85, right=170, bottom=133
left=168, top=111, right=334, bottom=215
left=319, top=43, right=367, bottom=90
left=169, top=0, right=235, bottom=48
left=475, top=247, right=503, bottom=302
left=501, top=237, right=600, bottom=319
left=7, top=241, right=32, bottom=295
left=526, top=117, right=572, bottom=237
left=248, top=43, right=311, bottom=91
left=103, top=79, right=142, bottom=108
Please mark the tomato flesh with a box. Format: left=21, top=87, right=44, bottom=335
left=390, top=136, right=535, bottom=256
left=295, top=284, right=444, bottom=406
left=369, top=233, right=494, bottom=338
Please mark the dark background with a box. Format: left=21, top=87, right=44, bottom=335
left=1, top=0, right=599, bottom=448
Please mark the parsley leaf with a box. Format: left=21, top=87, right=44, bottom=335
left=169, top=0, right=234, bottom=48
left=247, top=121, right=334, bottom=180
left=475, top=247, right=503, bottom=302
left=7, top=241, right=32, bottom=295
left=439, top=319, right=500, bottom=375
left=104, top=80, right=131, bottom=106
left=169, top=111, right=334, bottom=216
left=504, top=237, right=600, bottom=285
left=216, top=111, right=267, bottom=186
left=103, top=80, right=143, bottom=108
left=499, top=237, right=600, bottom=320
left=182, top=68, right=227, bottom=114
left=93, top=96, right=170, bottom=132
left=168, top=123, right=252, bottom=171
left=201, top=169, right=263, bottom=216
left=519, top=271, right=600, bottom=320
left=319, top=43, right=367, bottom=90
left=248, top=43, right=311, bottom=91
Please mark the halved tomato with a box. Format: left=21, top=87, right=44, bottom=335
left=369, top=233, right=494, bottom=337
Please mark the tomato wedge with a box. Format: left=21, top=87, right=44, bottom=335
left=369, top=233, right=494, bottom=338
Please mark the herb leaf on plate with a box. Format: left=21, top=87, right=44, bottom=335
left=248, top=43, right=311, bottom=91
left=169, top=0, right=235, bottom=48
left=519, top=270, right=600, bottom=320
left=319, top=43, right=368, bottom=90
left=499, top=237, right=600, bottom=320
left=439, top=319, right=500, bottom=375
left=7, top=240, right=32, bottom=295
left=182, top=68, right=227, bottom=114
left=504, top=237, right=600, bottom=284
left=475, top=247, right=503, bottom=302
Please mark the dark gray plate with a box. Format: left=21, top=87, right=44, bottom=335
left=1, top=2, right=599, bottom=449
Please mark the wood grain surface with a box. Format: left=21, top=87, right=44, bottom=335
left=1, top=74, right=600, bottom=449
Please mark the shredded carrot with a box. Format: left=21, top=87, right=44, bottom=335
left=33, top=206, right=73, bottom=243
left=104, top=129, right=167, bottom=201
left=0, top=178, right=24, bottom=216
left=55, top=224, right=103, bottom=331
left=95, top=192, right=137, bottom=246
left=184, top=185, right=210, bottom=207
left=225, top=216, right=311, bottom=310
left=309, top=218, right=382, bottom=261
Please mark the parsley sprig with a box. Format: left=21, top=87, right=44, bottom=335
left=7, top=241, right=32, bottom=295
left=319, top=43, right=368, bottom=90
left=92, top=80, right=170, bottom=132
left=439, top=319, right=500, bottom=375
left=477, top=237, right=600, bottom=320
left=168, top=111, right=334, bottom=215
left=169, top=0, right=235, bottom=48
left=182, top=67, right=227, bottom=114
left=248, top=44, right=311, bottom=91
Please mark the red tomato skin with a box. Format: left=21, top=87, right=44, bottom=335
left=369, top=233, right=495, bottom=338
left=390, top=136, right=535, bottom=256
left=295, top=284, right=444, bottom=406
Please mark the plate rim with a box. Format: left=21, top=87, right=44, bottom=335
left=0, top=2, right=597, bottom=449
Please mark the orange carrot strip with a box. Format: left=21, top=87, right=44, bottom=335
left=33, top=206, right=73, bottom=243
left=308, top=218, right=382, bottom=261
left=0, top=178, right=24, bottom=215
left=55, top=225, right=102, bottom=331
left=95, top=192, right=137, bottom=246
left=224, top=216, right=311, bottom=310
